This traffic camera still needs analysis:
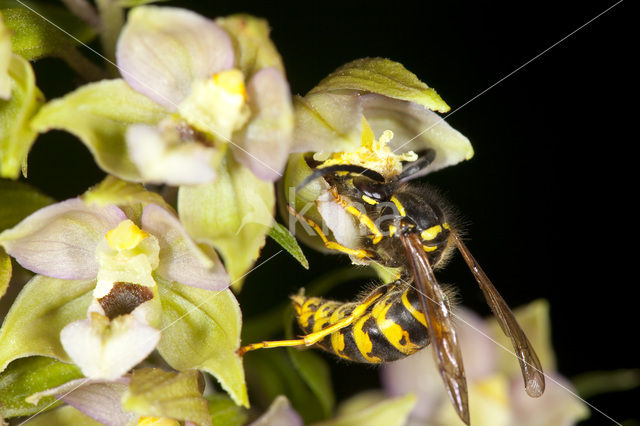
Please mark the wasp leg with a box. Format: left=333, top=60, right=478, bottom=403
left=237, top=286, right=389, bottom=356
left=328, top=187, right=384, bottom=244
left=286, top=204, right=374, bottom=259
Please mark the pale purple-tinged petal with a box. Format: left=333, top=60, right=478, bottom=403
left=233, top=67, right=293, bottom=181
left=249, top=396, right=303, bottom=426
left=141, top=204, right=229, bottom=291
left=27, top=378, right=133, bottom=426
left=510, top=374, right=589, bottom=426
left=361, top=93, right=473, bottom=177
left=60, top=308, right=160, bottom=380
left=0, top=199, right=127, bottom=279
left=116, top=6, right=234, bottom=111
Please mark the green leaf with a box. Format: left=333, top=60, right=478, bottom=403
left=0, top=356, right=83, bottom=418
left=30, top=79, right=167, bottom=181
left=208, top=393, right=248, bottom=426
left=0, top=179, right=54, bottom=231
left=311, top=393, right=415, bottom=426
left=268, top=222, right=308, bottom=269
left=0, top=275, right=94, bottom=372
left=216, top=14, right=285, bottom=78
left=287, top=349, right=334, bottom=419
left=0, top=53, right=44, bottom=178
left=178, top=154, right=275, bottom=286
left=309, top=58, right=450, bottom=113
left=0, top=4, right=95, bottom=60
left=0, top=246, right=9, bottom=300
left=155, top=278, right=247, bottom=408
left=122, top=368, right=212, bottom=426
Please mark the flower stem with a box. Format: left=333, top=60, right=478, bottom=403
left=95, top=0, right=123, bottom=74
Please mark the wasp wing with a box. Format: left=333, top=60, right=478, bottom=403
left=401, top=233, right=470, bottom=425
left=453, top=234, right=546, bottom=397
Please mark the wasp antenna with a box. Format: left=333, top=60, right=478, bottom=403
left=397, top=149, right=436, bottom=182
left=297, top=164, right=385, bottom=190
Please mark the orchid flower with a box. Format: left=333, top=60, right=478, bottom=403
left=30, top=6, right=293, bottom=186
left=381, top=301, right=590, bottom=425
left=116, top=5, right=294, bottom=185
left=25, top=368, right=212, bottom=426
left=0, top=180, right=247, bottom=406
left=283, top=58, right=473, bottom=259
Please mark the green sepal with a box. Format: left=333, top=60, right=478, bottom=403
left=311, top=392, right=416, bottom=426
left=122, top=368, right=212, bottom=426
left=0, top=53, right=44, bottom=178
left=0, top=275, right=94, bottom=372
left=178, top=154, right=274, bottom=286
left=0, top=179, right=54, bottom=231
left=30, top=79, right=167, bottom=181
left=268, top=222, right=308, bottom=269
left=208, top=393, right=248, bottom=426
left=155, top=277, right=248, bottom=408
left=0, top=3, right=95, bottom=60
left=0, top=356, right=83, bottom=418
left=309, top=57, right=450, bottom=113
left=0, top=246, right=9, bottom=300
left=291, top=93, right=362, bottom=153
left=82, top=175, right=171, bottom=219
left=216, top=14, right=285, bottom=78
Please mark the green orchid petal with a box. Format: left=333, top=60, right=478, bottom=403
left=268, top=222, right=308, bottom=269
left=309, top=57, right=450, bottom=113
left=216, top=14, right=285, bottom=78
left=0, top=4, right=94, bottom=61
left=0, top=53, right=44, bottom=178
left=208, top=393, right=248, bottom=426
left=30, top=79, right=167, bottom=181
left=488, top=299, right=556, bottom=376
left=155, top=277, right=247, bottom=407
left=19, top=405, right=102, bottom=426
left=82, top=175, right=170, bottom=213
left=291, top=92, right=362, bottom=153
left=1, top=11, right=11, bottom=99
left=0, top=246, right=9, bottom=300
left=0, top=179, right=54, bottom=231
left=311, top=393, right=416, bottom=426
left=0, top=356, right=82, bottom=418
left=178, top=154, right=274, bottom=285
left=0, top=275, right=94, bottom=372
left=122, top=368, right=212, bottom=426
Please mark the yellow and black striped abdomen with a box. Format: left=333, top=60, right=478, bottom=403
left=292, top=282, right=430, bottom=363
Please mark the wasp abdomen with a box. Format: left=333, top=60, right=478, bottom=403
left=293, top=282, right=430, bottom=363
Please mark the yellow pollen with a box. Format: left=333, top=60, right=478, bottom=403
left=212, top=69, right=246, bottom=99
left=137, top=416, right=180, bottom=426
left=105, top=220, right=149, bottom=251
left=317, top=116, right=417, bottom=178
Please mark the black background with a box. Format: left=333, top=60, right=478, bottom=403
left=25, top=0, right=634, bottom=425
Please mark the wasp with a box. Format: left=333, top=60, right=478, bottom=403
left=239, top=137, right=546, bottom=425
